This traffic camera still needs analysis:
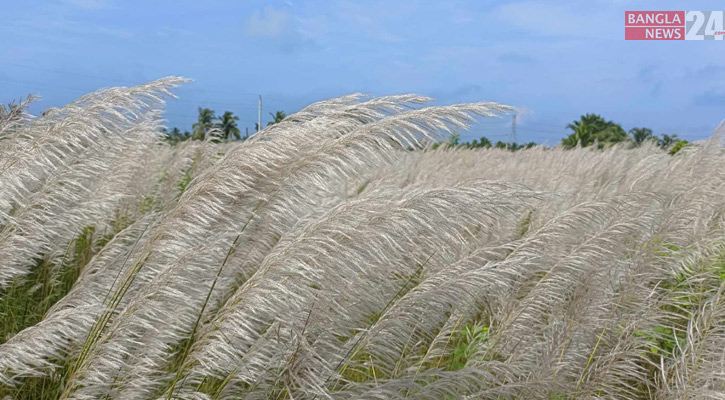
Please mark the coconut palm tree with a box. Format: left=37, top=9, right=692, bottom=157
left=267, top=110, right=286, bottom=126
left=629, top=127, right=654, bottom=146
left=164, top=127, right=185, bottom=144
left=562, top=114, right=627, bottom=149
left=658, top=133, right=679, bottom=149
left=192, top=107, right=215, bottom=140
left=216, top=111, right=240, bottom=141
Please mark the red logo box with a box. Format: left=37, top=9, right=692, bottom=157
left=625, top=27, right=685, bottom=40
left=625, top=11, right=684, bottom=26
left=625, top=11, right=685, bottom=40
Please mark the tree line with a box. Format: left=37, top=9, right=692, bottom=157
left=433, top=132, right=537, bottom=151
left=560, top=113, right=688, bottom=154
left=443, top=113, right=689, bottom=155
left=163, top=108, right=690, bottom=155
left=162, top=108, right=286, bottom=144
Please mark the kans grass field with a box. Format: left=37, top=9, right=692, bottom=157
left=0, top=78, right=724, bottom=399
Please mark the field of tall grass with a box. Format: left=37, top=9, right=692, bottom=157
left=1, top=78, right=724, bottom=399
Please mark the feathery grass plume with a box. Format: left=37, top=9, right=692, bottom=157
left=0, top=78, right=187, bottom=286
left=0, top=94, right=38, bottom=139
left=310, top=195, right=650, bottom=398
left=60, top=96, right=515, bottom=400
left=0, top=214, right=157, bottom=390
left=0, top=117, right=155, bottom=281
left=650, top=240, right=725, bottom=399
left=174, top=181, right=539, bottom=398
left=1, top=79, right=725, bottom=399
left=58, top=94, right=426, bottom=399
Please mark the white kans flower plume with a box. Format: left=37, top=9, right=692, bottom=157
left=1, top=79, right=724, bottom=400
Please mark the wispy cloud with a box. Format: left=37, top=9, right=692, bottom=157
left=336, top=2, right=406, bottom=43
left=63, top=0, right=113, bottom=10
left=242, top=6, right=323, bottom=53
left=244, top=7, right=292, bottom=38
left=492, top=1, right=616, bottom=38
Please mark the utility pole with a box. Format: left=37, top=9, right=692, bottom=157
left=258, top=95, right=262, bottom=132
left=511, top=113, right=517, bottom=144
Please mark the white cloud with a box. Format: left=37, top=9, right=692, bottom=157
left=242, top=6, right=325, bottom=53
left=244, top=7, right=292, bottom=38
left=335, top=2, right=407, bottom=43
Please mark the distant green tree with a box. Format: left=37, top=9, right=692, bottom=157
left=561, top=114, right=628, bottom=149
left=657, top=134, right=679, bottom=149
left=192, top=107, right=215, bottom=140
left=491, top=141, right=536, bottom=151
left=656, top=134, right=689, bottom=154
left=168, top=127, right=181, bottom=143
left=162, top=127, right=191, bottom=145
left=629, top=127, right=654, bottom=146
left=668, top=140, right=689, bottom=155
left=448, top=132, right=460, bottom=146
left=431, top=132, right=460, bottom=149
left=267, top=110, right=286, bottom=126
left=253, top=111, right=286, bottom=132
left=469, top=136, right=492, bottom=149
left=216, top=111, right=240, bottom=140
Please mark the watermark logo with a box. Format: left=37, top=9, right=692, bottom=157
left=625, top=11, right=724, bottom=40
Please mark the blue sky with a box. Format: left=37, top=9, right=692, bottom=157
left=1, top=0, right=725, bottom=144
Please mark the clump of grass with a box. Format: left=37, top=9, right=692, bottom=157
left=447, top=322, right=489, bottom=371
left=0, top=362, right=69, bottom=400
left=0, top=226, right=113, bottom=399
left=0, top=226, right=109, bottom=343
